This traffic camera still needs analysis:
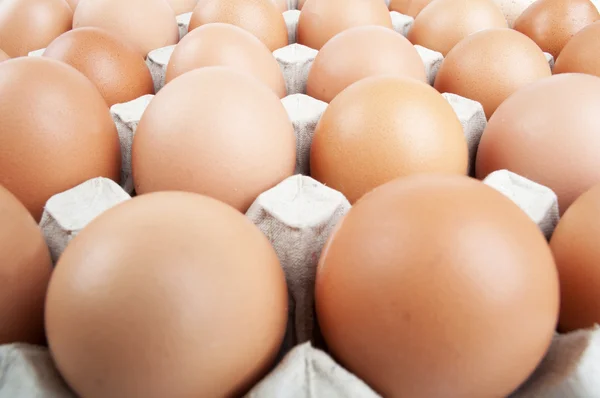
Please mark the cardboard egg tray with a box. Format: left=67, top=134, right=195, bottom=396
left=3, top=3, right=600, bottom=398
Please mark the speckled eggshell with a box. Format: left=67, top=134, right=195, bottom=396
left=554, top=21, right=600, bottom=77
left=476, top=73, right=600, bottom=214
left=310, top=75, right=468, bottom=204
left=550, top=184, right=600, bottom=333
left=388, top=0, right=434, bottom=17
left=0, top=0, right=73, bottom=57
left=189, top=0, right=288, bottom=51
left=166, top=0, right=199, bottom=14
left=166, top=23, right=286, bottom=97
left=434, top=28, right=551, bottom=119
left=492, top=0, right=537, bottom=27
left=0, top=186, right=52, bottom=345
left=0, top=57, right=121, bottom=221
left=132, top=67, right=296, bottom=213
left=307, top=26, right=426, bottom=103
left=408, top=0, right=507, bottom=56
left=73, top=0, right=179, bottom=56
left=297, top=0, right=393, bottom=50
left=514, top=0, right=600, bottom=59
left=315, top=174, right=559, bottom=397
left=43, top=27, right=154, bottom=107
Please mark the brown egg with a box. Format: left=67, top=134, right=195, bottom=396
left=43, top=27, right=154, bottom=107
left=407, top=0, right=507, bottom=56
left=73, top=0, right=179, bottom=56
left=434, top=28, right=551, bottom=119
left=0, top=49, right=9, bottom=62
left=310, top=76, right=468, bottom=204
left=0, top=0, right=72, bottom=57
left=0, top=186, right=52, bottom=345
left=554, top=21, right=600, bottom=77
left=316, top=174, right=559, bottom=397
left=514, top=0, right=599, bottom=59
left=388, top=0, right=434, bottom=17
left=166, top=23, right=286, bottom=97
left=550, top=184, right=600, bottom=332
left=307, top=26, right=426, bottom=103
left=297, top=0, right=393, bottom=50
left=166, top=0, right=199, bottom=14
left=46, top=191, right=288, bottom=398
left=0, top=57, right=121, bottom=221
left=189, top=0, right=288, bottom=51
left=476, top=73, right=600, bottom=214
left=492, top=0, right=536, bottom=27
left=65, top=0, right=79, bottom=10
left=132, top=67, right=295, bottom=213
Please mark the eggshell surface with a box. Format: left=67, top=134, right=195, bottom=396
left=73, top=0, right=179, bottom=56
left=272, top=0, right=288, bottom=11
left=315, top=174, right=559, bottom=398
left=0, top=0, right=73, bottom=57
left=492, top=0, right=536, bottom=27
left=434, top=28, right=551, bottom=119
left=388, top=0, right=434, bottom=17
left=550, top=184, right=600, bottom=332
left=166, top=23, right=286, bottom=97
left=132, top=67, right=296, bottom=213
left=297, top=0, right=393, bottom=50
left=0, top=186, right=52, bottom=345
left=0, top=58, right=121, bottom=221
left=408, top=0, right=507, bottom=56
left=476, top=73, right=600, bottom=214
left=307, top=26, right=426, bottom=103
left=310, top=76, right=468, bottom=204
left=189, top=0, right=288, bottom=51
left=553, top=20, right=600, bottom=77
left=514, top=0, right=600, bottom=59
left=166, top=0, right=199, bottom=14
left=43, top=27, right=154, bottom=107
left=46, top=191, right=288, bottom=398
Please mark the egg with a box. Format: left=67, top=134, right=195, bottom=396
left=43, top=27, right=154, bottom=107
left=0, top=49, right=9, bottom=62
left=0, top=57, right=121, bottom=221
left=297, top=0, right=393, bottom=50
left=476, top=73, right=600, bottom=214
left=166, top=23, right=286, bottom=97
left=315, top=174, right=559, bottom=397
left=297, top=0, right=306, bottom=9
left=272, top=0, right=289, bottom=11
left=310, top=76, right=468, bottom=204
left=388, top=0, right=434, bottom=17
left=73, top=0, right=179, bottom=56
left=553, top=21, right=600, bottom=77
left=307, top=26, right=426, bottom=103
left=46, top=191, right=288, bottom=398
left=132, top=66, right=295, bottom=213
left=0, top=0, right=73, bottom=57
left=0, top=185, right=52, bottom=345
left=492, top=0, right=536, bottom=27
left=166, top=0, right=199, bottom=14
left=550, top=184, right=600, bottom=332
left=407, top=0, right=507, bottom=56
left=434, top=28, right=551, bottom=119
left=514, top=0, right=600, bottom=59
left=189, top=0, right=288, bottom=52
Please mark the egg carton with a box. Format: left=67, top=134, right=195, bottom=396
left=5, top=3, right=598, bottom=398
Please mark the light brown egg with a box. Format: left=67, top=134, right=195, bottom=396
left=166, top=23, right=286, bottom=97
left=434, top=28, right=551, bottom=119
left=0, top=0, right=72, bottom=57
left=297, top=0, right=393, bottom=50
left=388, top=0, right=434, bottom=17
left=307, top=26, right=426, bottom=103
left=189, top=0, right=288, bottom=51
left=73, top=0, right=179, bottom=56
left=0, top=186, right=52, bottom=345
left=0, top=49, right=9, bottom=62
left=315, top=174, right=559, bottom=397
left=554, top=21, right=600, bottom=77
left=514, top=0, right=600, bottom=59
left=476, top=73, right=600, bottom=214
left=0, top=57, right=121, bottom=221
left=43, top=27, right=154, bottom=107
left=166, top=0, right=199, bottom=14
left=46, top=191, right=288, bottom=398
left=492, top=0, right=536, bottom=27
left=408, top=0, right=507, bottom=56
left=65, top=0, right=79, bottom=10
left=310, top=76, right=468, bottom=204
left=132, top=66, right=296, bottom=213
left=550, top=183, right=600, bottom=332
